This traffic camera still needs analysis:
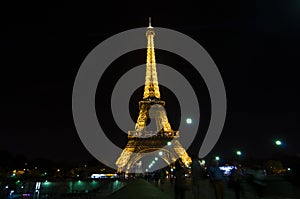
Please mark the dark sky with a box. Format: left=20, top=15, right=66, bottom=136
left=1, top=1, right=299, bottom=164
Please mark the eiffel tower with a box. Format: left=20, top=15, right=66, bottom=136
left=116, top=18, right=191, bottom=173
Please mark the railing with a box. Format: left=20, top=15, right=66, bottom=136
left=127, top=131, right=179, bottom=138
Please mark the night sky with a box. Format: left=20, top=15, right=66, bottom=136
left=1, top=1, right=299, bottom=164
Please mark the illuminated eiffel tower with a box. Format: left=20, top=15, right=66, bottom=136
left=116, top=18, right=191, bottom=173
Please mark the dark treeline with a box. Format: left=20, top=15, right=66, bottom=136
left=0, top=150, right=107, bottom=171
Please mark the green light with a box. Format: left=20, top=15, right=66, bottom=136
left=43, top=180, right=51, bottom=187
left=275, top=140, right=282, bottom=146
left=236, top=151, right=242, bottom=156
left=215, top=156, right=220, bottom=161
left=76, top=180, right=83, bottom=186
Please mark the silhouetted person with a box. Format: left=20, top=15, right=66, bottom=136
left=144, top=173, right=150, bottom=181
left=159, top=168, right=166, bottom=191
left=228, top=165, right=244, bottom=199
left=190, top=155, right=206, bottom=199
left=252, top=166, right=266, bottom=198
left=174, top=158, right=187, bottom=199
left=154, top=171, right=160, bottom=186
left=169, top=170, right=174, bottom=186
left=208, top=160, right=224, bottom=199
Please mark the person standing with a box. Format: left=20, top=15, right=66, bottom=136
left=159, top=168, right=166, bottom=191
left=208, top=160, right=224, bottom=199
left=154, top=171, right=160, bottom=186
left=190, top=155, right=206, bottom=199
left=252, top=166, right=266, bottom=198
left=173, top=158, right=187, bottom=199
left=228, top=165, right=244, bottom=199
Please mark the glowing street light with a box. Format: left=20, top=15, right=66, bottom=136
left=215, top=156, right=220, bottom=161
left=200, top=160, right=206, bottom=165
left=167, top=141, right=172, bottom=146
left=186, top=118, right=192, bottom=124
left=275, top=140, right=282, bottom=146
left=236, top=150, right=242, bottom=156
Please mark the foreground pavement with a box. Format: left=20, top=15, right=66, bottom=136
left=107, top=178, right=171, bottom=199
left=106, top=177, right=297, bottom=199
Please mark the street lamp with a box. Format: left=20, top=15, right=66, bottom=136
left=236, top=150, right=242, bottom=156
left=275, top=140, right=282, bottom=146
left=186, top=118, right=192, bottom=124
left=215, top=156, right=220, bottom=161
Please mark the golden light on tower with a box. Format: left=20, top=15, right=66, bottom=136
left=143, top=17, right=160, bottom=99
left=116, top=18, right=191, bottom=173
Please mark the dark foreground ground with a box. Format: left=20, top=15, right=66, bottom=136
left=107, top=176, right=298, bottom=199
left=1, top=175, right=299, bottom=199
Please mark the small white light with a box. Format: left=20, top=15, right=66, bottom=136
left=186, top=118, right=192, bottom=124
left=158, top=151, right=163, bottom=156
left=167, top=141, right=172, bottom=146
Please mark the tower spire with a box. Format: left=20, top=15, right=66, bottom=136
left=148, top=17, right=152, bottom=27
left=143, top=18, right=160, bottom=99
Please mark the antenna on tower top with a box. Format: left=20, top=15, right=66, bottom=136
left=149, top=17, right=152, bottom=27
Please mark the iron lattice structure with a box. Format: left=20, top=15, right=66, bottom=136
left=116, top=18, right=191, bottom=172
